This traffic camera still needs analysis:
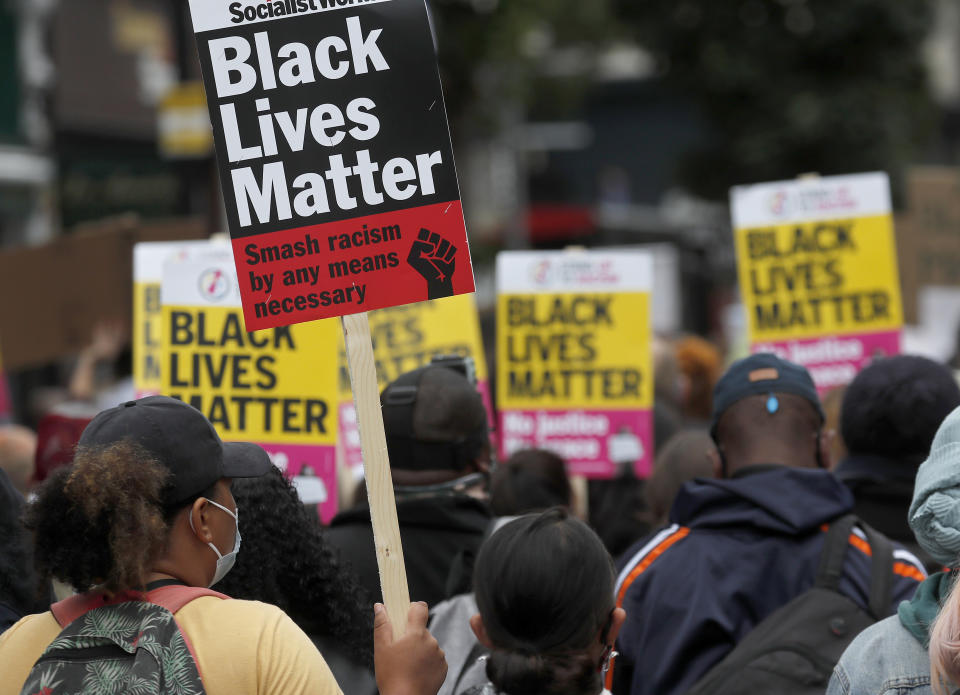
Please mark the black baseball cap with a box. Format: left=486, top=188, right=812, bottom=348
left=710, top=353, right=824, bottom=439
left=78, top=396, right=272, bottom=506
left=381, top=365, right=489, bottom=471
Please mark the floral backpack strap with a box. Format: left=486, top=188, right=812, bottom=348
left=50, top=590, right=145, bottom=627
left=144, top=583, right=230, bottom=679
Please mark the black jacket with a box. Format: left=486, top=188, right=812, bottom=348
left=612, top=466, right=927, bottom=695
left=834, top=453, right=937, bottom=571
left=325, top=493, right=492, bottom=607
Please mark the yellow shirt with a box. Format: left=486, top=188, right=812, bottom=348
left=0, top=597, right=343, bottom=695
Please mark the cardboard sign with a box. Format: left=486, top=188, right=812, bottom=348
left=496, top=251, right=654, bottom=479
left=337, top=293, right=492, bottom=472
left=188, top=0, right=474, bottom=330
left=161, top=256, right=340, bottom=521
left=898, top=167, right=960, bottom=324
left=731, top=172, right=903, bottom=391
left=0, top=216, right=207, bottom=371
left=0, top=342, right=10, bottom=421
left=134, top=240, right=232, bottom=397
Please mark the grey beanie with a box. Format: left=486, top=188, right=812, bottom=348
left=908, top=405, right=960, bottom=566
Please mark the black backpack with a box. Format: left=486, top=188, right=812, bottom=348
left=684, top=514, right=894, bottom=695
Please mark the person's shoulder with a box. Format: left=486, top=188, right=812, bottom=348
left=396, top=493, right=492, bottom=532
left=185, top=595, right=282, bottom=614
left=614, top=523, right=696, bottom=601
left=428, top=592, right=480, bottom=659
left=177, top=596, right=292, bottom=629
left=324, top=511, right=374, bottom=552
left=0, top=610, right=60, bottom=646
left=838, top=525, right=927, bottom=603
left=398, top=493, right=489, bottom=515
left=845, top=614, right=921, bottom=652
left=430, top=592, right=478, bottom=629
left=615, top=525, right=674, bottom=571
left=174, top=597, right=340, bottom=695
left=0, top=612, right=61, bottom=695
left=176, top=599, right=322, bottom=661
left=835, top=615, right=929, bottom=690
left=327, top=506, right=372, bottom=529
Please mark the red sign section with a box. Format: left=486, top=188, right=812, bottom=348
left=235, top=200, right=473, bottom=330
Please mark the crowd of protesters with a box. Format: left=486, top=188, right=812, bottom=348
left=2, top=328, right=960, bottom=695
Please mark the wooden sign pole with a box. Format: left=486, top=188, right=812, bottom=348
left=341, top=311, right=411, bottom=635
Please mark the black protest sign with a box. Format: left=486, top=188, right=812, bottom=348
left=188, top=0, right=474, bottom=330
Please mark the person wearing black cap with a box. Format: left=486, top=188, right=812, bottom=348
left=0, top=396, right=447, bottom=695
left=608, top=354, right=927, bottom=695
left=834, top=355, right=960, bottom=571
left=326, top=365, right=493, bottom=608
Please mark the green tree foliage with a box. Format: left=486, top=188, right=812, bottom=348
left=617, top=0, right=937, bottom=199
left=431, top=0, right=621, bottom=133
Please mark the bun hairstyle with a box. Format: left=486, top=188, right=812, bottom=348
left=473, top=508, right=615, bottom=695
left=26, top=441, right=202, bottom=594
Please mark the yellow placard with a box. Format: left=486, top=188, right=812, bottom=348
left=133, top=281, right=164, bottom=395
left=134, top=241, right=231, bottom=397
left=337, top=293, right=489, bottom=399
left=735, top=215, right=903, bottom=343
left=496, top=292, right=652, bottom=411
left=161, top=305, right=339, bottom=445
left=158, top=82, right=214, bottom=159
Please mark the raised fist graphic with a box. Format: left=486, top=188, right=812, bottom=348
left=407, top=228, right=456, bottom=299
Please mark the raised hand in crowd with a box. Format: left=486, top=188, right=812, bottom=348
left=374, top=601, right=448, bottom=695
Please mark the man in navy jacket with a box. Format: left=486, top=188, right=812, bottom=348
left=609, top=354, right=926, bottom=695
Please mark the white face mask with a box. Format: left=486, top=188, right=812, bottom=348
left=189, top=497, right=241, bottom=587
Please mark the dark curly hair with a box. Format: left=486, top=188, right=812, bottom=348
left=215, top=466, right=373, bottom=667
left=24, top=441, right=191, bottom=594
left=842, top=355, right=960, bottom=465
left=0, top=469, right=47, bottom=615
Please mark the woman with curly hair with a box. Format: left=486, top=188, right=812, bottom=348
left=466, top=508, right=626, bottom=695
left=0, top=396, right=446, bottom=695
left=0, top=467, right=47, bottom=632
left=216, top=465, right=376, bottom=694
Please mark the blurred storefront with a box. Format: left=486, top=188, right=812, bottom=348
left=0, top=0, right=57, bottom=247
left=52, top=0, right=218, bottom=231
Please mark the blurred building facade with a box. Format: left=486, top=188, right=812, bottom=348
left=0, top=0, right=56, bottom=246
left=0, top=0, right=957, bottom=340
left=52, top=0, right=218, bottom=231
left=0, top=0, right=219, bottom=248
